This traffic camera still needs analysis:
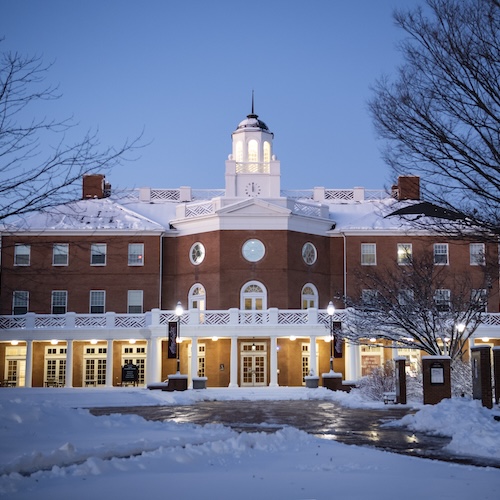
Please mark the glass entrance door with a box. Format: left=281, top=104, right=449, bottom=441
left=240, top=342, right=267, bottom=386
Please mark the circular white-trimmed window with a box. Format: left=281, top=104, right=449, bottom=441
left=302, top=242, right=317, bottom=265
left=242, top=239, right=265, bottom=262
left=190, top=242, right=206, bottom=265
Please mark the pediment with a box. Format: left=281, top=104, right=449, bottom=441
left=216, top=198, right=291, bottom=217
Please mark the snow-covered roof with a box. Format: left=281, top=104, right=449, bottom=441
left=2, top=198, right=166, bottom=233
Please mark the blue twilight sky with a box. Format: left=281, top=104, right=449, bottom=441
left=2, top=0, right=424, bottom=192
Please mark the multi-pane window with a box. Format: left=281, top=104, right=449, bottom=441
left=301, top=284, right=318, bottom=309
left=434, top=243, right=449, bottom=265
left=470, top=243, right=485, bottom=265
left=90, top=290, right=105, bottom=314
left=398, top=289, right=414, bottom=306
left=248, top=139, right=258, bottom=162
left=12, top=291, right=29, bottom=315
left=128, top=243, right=144, bottom=266
left=14, top=244, right=30, bottom=266
left=361, top=243, right=376, bottom=265
left=127, top=290, right=143, bottom=314
left=434, top=289, right=451, bottom=311
left=91, top=244, right=107, bottom=265
left=471, top=289, right=488, bottom=312
left=51, top=291, right=68, bottom=314
left=53, top=244, right=69, bottom=266
left=397, top=243, right=412, bottom=265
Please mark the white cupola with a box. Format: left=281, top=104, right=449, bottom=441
left=225, top=96, right=281, bottom=198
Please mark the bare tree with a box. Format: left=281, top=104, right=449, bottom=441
left=369, top=0, right=500, bottom=238
left=0, top=46, right=141, bottom=222
left=342, top=246, right=495, bottom=361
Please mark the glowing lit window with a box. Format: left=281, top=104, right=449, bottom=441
left=128, top=244, right=144, bottom=266
left=235, top=141, right=243, bottom=162
left=248, top=140, right=258, bottom=162
left=263, top=141, right=271, bottom=163
left=397, top=243, right=412, bottom=265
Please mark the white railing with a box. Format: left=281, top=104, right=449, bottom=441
left=235, top=162, right=270, bottom=174
left=0, top=308, right=346, bottom=331
left=185, top=201, right=215, bottom=217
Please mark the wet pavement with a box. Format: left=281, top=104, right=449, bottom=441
left=90, top=400, right=500, bottom=468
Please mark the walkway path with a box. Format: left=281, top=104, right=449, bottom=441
left=90, top=400, right=499, bottom=468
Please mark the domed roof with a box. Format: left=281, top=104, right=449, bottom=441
left=236, top=112, right=269, bottom=131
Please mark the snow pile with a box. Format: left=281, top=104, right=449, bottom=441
left=1, top=388, right=499, bottom=499
left=392, top=397, right=500, bottom=459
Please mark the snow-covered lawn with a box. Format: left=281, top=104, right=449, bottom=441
left=1, top=387, right=499, bottom=499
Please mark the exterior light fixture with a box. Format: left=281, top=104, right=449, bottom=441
left=327, top=301, right=335, bottom=371
left=175, top=302, right=184, bottom=373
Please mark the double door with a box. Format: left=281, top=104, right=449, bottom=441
left=240, top=342, right=267, bottom=386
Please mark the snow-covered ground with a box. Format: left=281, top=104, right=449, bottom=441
left=1, top=387, right=499, bottom=499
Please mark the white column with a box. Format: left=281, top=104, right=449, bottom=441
left=229, top=336, right=239, bottom=387
left=106, top=340, right=114, bottom=387
left=345, top=342, right=360, bottom=381
left=269, top=336, right=278, bottom=387
left=25, top=340, right=33, bottom=388
left=190, top=337, right=198, bottom=386
left=65, top=340, right=73, bottom=388
left=146, top=337, right=161, bottom=384
left=309, top=336, right=317, bottom=375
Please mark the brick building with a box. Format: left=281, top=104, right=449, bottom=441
left=1, top=108, right=499, bottom=388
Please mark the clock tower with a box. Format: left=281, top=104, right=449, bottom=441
left=225, top=99, right=281, bottom=199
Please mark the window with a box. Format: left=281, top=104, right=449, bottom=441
left=128, top=243, right=144, bottom=266
left=242, top=239, right=265, bottom=262
left=12, top=291, right=29, bottom=315
left=14, top=244, right=30, bottom=266
left=397, top=244, right=412, bottom=265
left=127, top=290, right=143, bottom=314
left=434, top=243, right=449, bottom=265
left=53, top=244, right=69, bottom=266
left=302, top=242, right=317, bottom=265
left=361, top=243, right=376, bottom=265
left=235, top=141, right=243, bottom=162
left=91, top=244, right=106, bottom=265
left=90, top=290, right=105, bottom=314
left=190, top=242, right=205, bottom=265
left=301, top=284, right=318, bottom=309
left=241, top=281, right=267, bottom=310
left=263, top=141, right=271, bottom=163
left=188, top=284, right=206, bottom=323
left=398, top=289, right=414, bottom=306
left=471, top=289, right=487, bottom=312
left=470, top=243, right=485, bottom=265
left=434, top=289, right=451, bottom=311
left=51, top=291, right=68, bottom=314
left=362, top=289, right=379, bottom=307
left=248, top=139, right=258, bottom=162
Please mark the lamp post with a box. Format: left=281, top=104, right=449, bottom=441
left=175, top=301, right=184, bottom=374
left=327, top=301, right=335, bottom=372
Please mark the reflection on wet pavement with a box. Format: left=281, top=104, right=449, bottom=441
left=90, top=400, right=499, bottom=468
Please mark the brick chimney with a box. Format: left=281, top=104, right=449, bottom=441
left=395, top=175, right=420, bottom=201
left=82, top=174, right=111, bottom=199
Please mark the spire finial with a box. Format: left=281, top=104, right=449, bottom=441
left=251, top=89, right=255, bottom=115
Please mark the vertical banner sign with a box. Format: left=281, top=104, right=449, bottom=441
left=333, top=321, right=343, bottom=358
left=168, top=321, right=178, bottom=359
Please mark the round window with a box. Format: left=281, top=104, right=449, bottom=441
left=302, top=242, right=317, bottom=265
left=242, top=239, right=265, bottom=262
left=190, top=242, right=206, bottom=265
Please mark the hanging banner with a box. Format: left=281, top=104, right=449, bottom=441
left=333, top=321, right=343, bottom=358
left=168, top=321, right=178, bottom=359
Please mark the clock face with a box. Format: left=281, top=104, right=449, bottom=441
left=242, top=239, right=265, bottom=262
left=244, top=182, right=261, bottom=197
